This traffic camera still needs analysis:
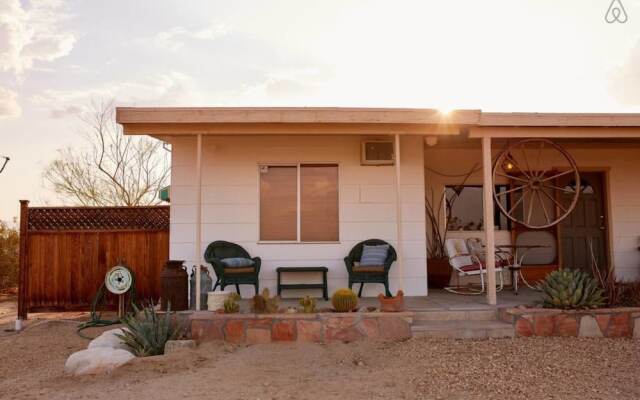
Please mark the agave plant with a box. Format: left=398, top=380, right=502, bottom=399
left=538, top=269, right=606, bottom=310
left=116, top=304, right=183, bottom=357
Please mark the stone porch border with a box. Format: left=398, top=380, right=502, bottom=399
left=188, top=311, right=414, bottom=344
left=499, top=307, right=640, bottom=338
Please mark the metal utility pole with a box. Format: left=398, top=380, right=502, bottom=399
left=0, top=156, right=9, bottom=174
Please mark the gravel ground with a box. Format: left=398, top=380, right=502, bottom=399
left=0, top=320, right=638, bottom=400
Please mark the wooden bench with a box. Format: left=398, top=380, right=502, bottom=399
left=276, top=267, right=329, bottom=300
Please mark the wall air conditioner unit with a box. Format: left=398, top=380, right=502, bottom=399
left=361, top=141, right=395, bottom=165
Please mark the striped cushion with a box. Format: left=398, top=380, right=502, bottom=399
left=221, top=257, right=254, bottom=268
left=360, top=244, right=389, bottom=266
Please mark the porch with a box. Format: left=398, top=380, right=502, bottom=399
left=115, top=107, right=640, bottom=312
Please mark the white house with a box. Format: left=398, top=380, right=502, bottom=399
left=116, top=107, right=640, bottom=308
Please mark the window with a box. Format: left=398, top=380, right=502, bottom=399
left=445, top=185, right=510, bottom=231
left=259, top=164, right=339, bottom=242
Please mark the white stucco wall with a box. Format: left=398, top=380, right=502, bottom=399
left=168, top=135, right=428, bottom=298
left=425, top=144, right=640, bottom=281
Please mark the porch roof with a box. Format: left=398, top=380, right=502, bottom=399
left=116, top=107, right=640, bottom=137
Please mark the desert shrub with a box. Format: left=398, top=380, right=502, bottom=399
left=0, top=220, right=19, bottom=291
left=117, top=304, right=183, bottom=357
left=618, top=281, right=640, bottom=307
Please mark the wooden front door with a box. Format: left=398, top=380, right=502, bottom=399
left=559, top=172, right=608, bottom=273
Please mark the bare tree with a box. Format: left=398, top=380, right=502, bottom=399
left=44, top=100, right=170, bottom=206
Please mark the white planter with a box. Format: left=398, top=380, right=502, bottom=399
left=207, top=291, right=234, bottom=311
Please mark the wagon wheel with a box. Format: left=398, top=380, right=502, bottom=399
left=492, top=138, right=580, bottom=229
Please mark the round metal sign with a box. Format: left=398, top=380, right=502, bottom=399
left=104, top=264, right=133, bottom=295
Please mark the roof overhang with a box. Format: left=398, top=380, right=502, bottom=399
left=116, top=107, right=481, bottom=136
left=116, top=107, right=640, bottom=138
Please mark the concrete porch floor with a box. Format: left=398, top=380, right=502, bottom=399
left=276, top=287, right=541, bottom=311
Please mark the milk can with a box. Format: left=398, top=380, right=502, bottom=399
left=189, top=266, right=213, bottom=310
left=160, top=260, right=189, bottom=311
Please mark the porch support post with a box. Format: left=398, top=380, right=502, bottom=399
left=394, top=134, right=404, bottom=291
left=482, top=136, right=497, bottom=305
left=195, top=134, right=203, bottom=310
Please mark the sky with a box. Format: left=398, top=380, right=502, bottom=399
left=1, top=0, right=640, bottom=222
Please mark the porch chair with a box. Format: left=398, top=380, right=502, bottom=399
left=444, top=238, right=504, bottom=295
left=344, top=239, right=397, bottom=297
left=204, top=240, right=261, bottom=295
left=466, top=237, right=513, bottom=267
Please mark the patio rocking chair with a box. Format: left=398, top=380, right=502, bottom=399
left=444, top=238, right=505, bottom=295
left=204, top=240, right=261, bottom=295
left=344, top=239, right=397, bottom=297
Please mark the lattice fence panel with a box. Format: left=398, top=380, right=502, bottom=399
left=27, top=206, right=170, bottom=231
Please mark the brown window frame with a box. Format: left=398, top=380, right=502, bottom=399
left=258, top=163, right=340, bottom=243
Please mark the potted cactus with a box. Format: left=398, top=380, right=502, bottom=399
left=378, top=290, right=405, bottom=312
left=299, top=295, right=317, bottom=313
left=223, top=293, right=241, bottom=313
left=250, top=288, right=280, bottom=314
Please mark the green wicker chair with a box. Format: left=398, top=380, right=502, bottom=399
left=344, top=239, right=397, bottom=297
left=204, top=241, right=261, bottom=295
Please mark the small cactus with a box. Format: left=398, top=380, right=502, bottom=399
left=251, top=288, right=280, bottom=314
left=223, top=293, right=241, bottom=313
left=299, top=295, right=317, bottom=313
left=331, top=288, right=358, bottom=312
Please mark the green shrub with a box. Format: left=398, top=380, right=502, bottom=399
left=0, top=220, right=19, bottom=291
left=116, top=304, right=183, bottom=357
left=538, top=269, right=606, bottom=309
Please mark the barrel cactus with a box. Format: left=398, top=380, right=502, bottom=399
left=331, top=288, right=358, bottom=312
left=538, top=269, right=606, bottom=309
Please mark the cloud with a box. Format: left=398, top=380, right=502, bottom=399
left=611, top=39, right=640, bottom=106
left=0, top=86, right=21, bottom=119
left=0, top=0, right=75, bottom=77
left=230, top=67, right=330, bottom=105
left=32, top=71, right=201, bottom=117
left=153, top=22, right=230, bottom=51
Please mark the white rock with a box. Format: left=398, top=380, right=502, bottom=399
left=88, top=328, right=131, bottom=351
left=164, top=339, right=196, bottom=354
left=578, top=316, right=603, bottom=338
left=65, top=347, right=135, bottom=376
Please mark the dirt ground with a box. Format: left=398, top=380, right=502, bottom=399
left=0, top=304, right=638, bottom=400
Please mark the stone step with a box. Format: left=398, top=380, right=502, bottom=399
left=412, top=309, right=499, bottom=322
left=411, top=320, right=515, bottom=339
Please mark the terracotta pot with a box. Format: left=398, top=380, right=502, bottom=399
left=378, top=290, right=405, bottom=312
left=427, top=257, right=452, bottom=289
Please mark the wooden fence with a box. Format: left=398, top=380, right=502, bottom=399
left=18, top=201, right=170, bottom=318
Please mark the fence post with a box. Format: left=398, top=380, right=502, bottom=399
left=17, top=200, right=29, bottom=321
